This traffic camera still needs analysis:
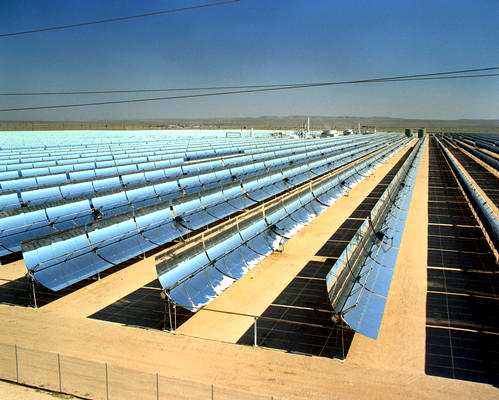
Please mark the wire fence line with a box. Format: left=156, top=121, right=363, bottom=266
left=0, top=342, right=277, bottom=400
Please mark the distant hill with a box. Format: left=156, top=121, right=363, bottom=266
left=1, top=116, right=498, bottom=133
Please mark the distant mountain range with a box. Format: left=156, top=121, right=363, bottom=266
left=1, top=116, right=498, bottom=132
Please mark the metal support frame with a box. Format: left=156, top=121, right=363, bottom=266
left=173, top=302, right=177, bottom=331
left=163, top=296, right=170, bottom=331
left=30, top=276, right=38, bottom=309
left=163, top=293, right=177, bottom=332
left=253, top=316, right=258, bottom=347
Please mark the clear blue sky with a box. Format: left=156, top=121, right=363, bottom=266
left=0, top=0, right=498, bottom=120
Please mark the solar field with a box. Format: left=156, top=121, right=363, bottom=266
left=0, top=130, right=497, bottom=399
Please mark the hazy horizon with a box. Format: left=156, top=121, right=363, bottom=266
left=2, top=115, right=499, bottom=123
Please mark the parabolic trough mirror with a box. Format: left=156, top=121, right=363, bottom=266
left=326, top=137, right=425, bottom=339
left=155, top=136, right=414, bottom=322
left=20, top=135, right=404, bottom=293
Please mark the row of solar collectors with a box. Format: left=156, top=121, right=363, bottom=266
left=0, top=136, right=358, bottom=185
left=0, top=135, right=264, bottom=157
left=0, top=137, right=368, bottom=212
left=0, top=142, right=277, bottom=182
left=0, top=131, right=272, bottom=152
left=22, top=136, right=405, bottom=291
left=446, top=136, right=499, bottom=171
left=25, top=137, right=406, bottom=293
left=0, top=137, right=172, bottom=151
left=0, top=133, right=183, bottom=151
left=0, top=136, right=228, bottom=157
left=156, top=139, right=409, bottom=311
left=16, top=135, right=397, bottom=251
left=0, top=136, right=383, bottom=256
left=0, top=137, right=279, bottom=172
left=0, top=136, right=371, bottom=211
left=0, top=133, right=288, bottom=156
left=452, top=134, right=499, bottom=157
left=453, top=134, right=498, bottom=155
left=0, top=136, right=155, bottom=152
left=0, top=141, right=243, bottom=167
left=0, top=135, right=288, bottom=163
left=0, top=137, right=314, bottom=179
left=463, top=133, right=499, bottom=147
left=325, top=139, right=424, bottom=339
left=437, top=137, right=499, bottom=245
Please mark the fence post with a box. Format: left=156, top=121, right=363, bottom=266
left=211, top=383, right=214, bottom=400
left=253, top=317, right=258, bottom=347
left=105, top=362, right=109, bottom=400
left=14, top=344, right=19, bottom=383
left=57, top=353, right=62, bottom=392
left=156, top=372, right=159, bottom=400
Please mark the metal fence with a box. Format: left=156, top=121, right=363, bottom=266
left=0, top=342, right=276, bottom=400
